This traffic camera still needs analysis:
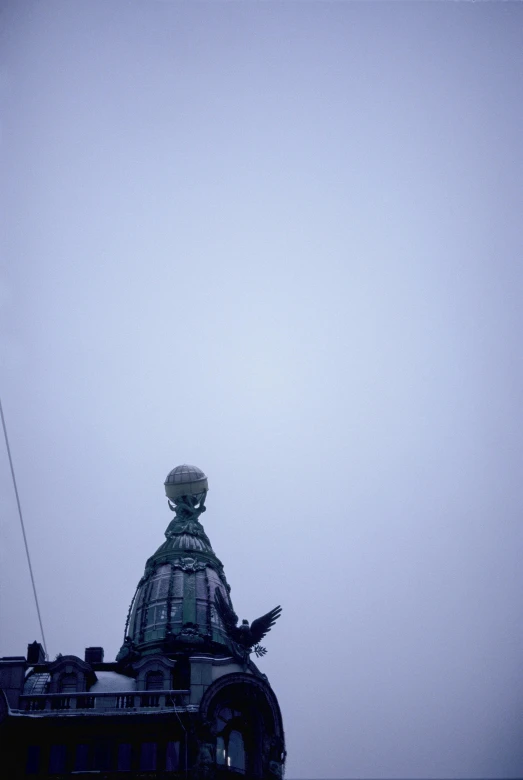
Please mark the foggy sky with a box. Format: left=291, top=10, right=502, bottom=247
left=1, top=1, right=523, bottom=777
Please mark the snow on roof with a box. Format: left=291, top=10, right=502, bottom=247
left=90, top=671, right=136, bottom=692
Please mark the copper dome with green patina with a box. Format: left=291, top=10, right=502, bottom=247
left=118, top=466, right=236, bottom=661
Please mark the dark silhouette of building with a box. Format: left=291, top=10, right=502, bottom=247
left=0, top=465, right=285, bottom=779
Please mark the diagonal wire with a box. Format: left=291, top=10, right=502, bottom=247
left=0, top=396, right=48, bottom=658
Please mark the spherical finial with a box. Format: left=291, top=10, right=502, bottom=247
left=164, top=464, right=208, bottom=501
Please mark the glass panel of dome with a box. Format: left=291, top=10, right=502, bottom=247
left=171, top=602, right=182, bottom=622
left=149, top=580, right=159, bottom=601
left=172, top=572, right=183, bottom=597
left=155, top=604, right=167, bottom=624
left=207, top=570, right=226, bottom=599
left=130, top=607, right=143, bottom=634
left=196, top=603, right=207, bottom=627
left=157, top=576, right=169, bottom=599
left=195, top=571, right=207, bottom=598
left=145, top=607, right=155, bottom=627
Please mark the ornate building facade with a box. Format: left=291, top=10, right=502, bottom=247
left=0, top=465, right=285, bottom=779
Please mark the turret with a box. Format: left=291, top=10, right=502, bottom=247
left=118, top=465, right=238, bottom=661
left=116, top=464, right=286, bottom=778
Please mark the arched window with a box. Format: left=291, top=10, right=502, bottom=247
left=59, top=673, right=78, bottom=693
left=215, top=706, right=246, bottom=774
left=228, top=731, right=245, bottom=773
left=145, top=671, right=164, bottom=691
left=204, top=678, right=285, bottom=779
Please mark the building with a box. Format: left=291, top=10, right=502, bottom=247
left=0, top=465, right=286, bottom=779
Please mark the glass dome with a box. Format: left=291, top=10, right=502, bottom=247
left=164, top=465, right=208, bottom=500
left=165, top=464, right=206, bottom=485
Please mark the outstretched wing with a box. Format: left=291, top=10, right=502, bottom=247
left=249, top=606, right=282, bottom=645
left=214, top=588, right=239, bottom=634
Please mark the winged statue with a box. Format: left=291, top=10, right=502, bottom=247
left=214, top=589, right=282, bottom=657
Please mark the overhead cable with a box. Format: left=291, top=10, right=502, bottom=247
left=0, top=396, right=48, bottom=658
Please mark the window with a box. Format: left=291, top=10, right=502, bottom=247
left=146, top=603, right=168, bottom=628
left=172, top=570, right=184, bottom=597
left=24, top=672, right=50, bottom=695
left=59, top=672, right=78, bottom=693
left=215, top=706, right=247, bottom=774
left=140, top=742, right=157, bottom=771
left=208, top=573, right=228, bottom=627
left=117, top=743, right=132, bottom=771
left=146, top=671, right=164, bottom=690
left=49, top=744, right=67, bottom=774
left=93, top=741, right=111, bottom=771
left=130, top=565, right=174, bottom=636
left=217, top=731, right=246, bottom=773
left=228, top=731, right=245, bottom=773
left=74, top=744, right=90, bottom=771
left=195, top=571, right=208, bottom=629
left=166, top=741, right=180, bottom=771
left=196, top=602, right=207, bottom=626
left=217, top=736, right=226, bottom=765
left=149, top=568, right=170, bottom=600
left=26, top=745, right=40, bottom=774
left=171, top=573, right=184, bottom=627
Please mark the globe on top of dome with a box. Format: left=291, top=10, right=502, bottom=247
left=164, top=464, right=208, bottom=501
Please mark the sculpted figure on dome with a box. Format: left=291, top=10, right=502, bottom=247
left=163, top=464, right=213, bottom=542
left=214, top=589, right=282, bottom=657
left=168, top=491, right=207, bottom=521
left=178, top=621, right=206, bottom=645
left=165, top=493, right=212, bottom=543
left=115, top=636, right=139, bottom=665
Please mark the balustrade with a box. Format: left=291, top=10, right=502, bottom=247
left=20, top=689, right=189, bottom=713
left=116, top=694, right=134, bottom=709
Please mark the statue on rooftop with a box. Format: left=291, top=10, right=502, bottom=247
left=214, top=589, right=282, bottom=656
left=164, top=464, right=210, bottom=537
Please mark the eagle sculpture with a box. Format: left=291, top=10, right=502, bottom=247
left=214, top=589, right=282, bottom=657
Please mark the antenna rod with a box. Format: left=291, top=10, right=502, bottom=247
left=0, top=396, right=48, bottom=657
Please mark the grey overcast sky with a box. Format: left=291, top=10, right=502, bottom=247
left=1, top=1, right=523, bottom=777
